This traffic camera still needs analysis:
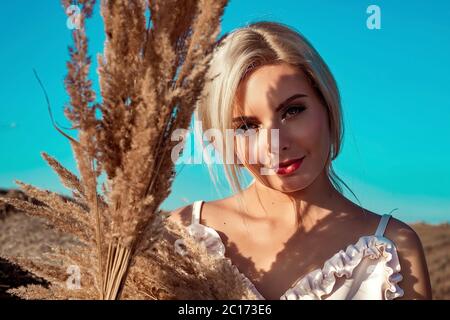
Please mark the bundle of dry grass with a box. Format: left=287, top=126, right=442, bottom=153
left=0, top=0, right=258, bottom=300
left=0, top=189, right=30, bottom=219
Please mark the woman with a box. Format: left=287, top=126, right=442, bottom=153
left=168, top=21, right=432, bottom=300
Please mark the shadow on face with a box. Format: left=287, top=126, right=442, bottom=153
left=232, top=62, right=332, bottom=193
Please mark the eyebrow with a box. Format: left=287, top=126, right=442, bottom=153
left=232, top=93, right=308, bottom=123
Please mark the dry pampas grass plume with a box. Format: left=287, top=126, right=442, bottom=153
left=0, top=0, right=259, bottom=300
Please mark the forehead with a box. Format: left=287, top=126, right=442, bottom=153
left=234, top=62, right=312, bottom=116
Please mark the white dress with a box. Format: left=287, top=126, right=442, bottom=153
left=174, top=200, right=404, bottom=300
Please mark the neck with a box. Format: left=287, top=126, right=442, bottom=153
left=245, top=170, right=344, bottom=227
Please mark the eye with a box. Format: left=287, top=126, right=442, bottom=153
left=235, top=123, right=259, bottom=136
left=282, top=105, right=306, bottom=121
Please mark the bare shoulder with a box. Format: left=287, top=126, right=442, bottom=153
left=166, top=197, right=234, bottom=228
left=199, top=196, right=237, bottom=229
left=349, top=206, right=432, bottom=300
left=383, top=216, right=428, bottom=261
left=166, top=203, right=195, bottom=228
left=383, top=216, right=433, bottom=300
left=384, top=216, right=423, bottom=248
left=341, top=201, right=423, bottom=247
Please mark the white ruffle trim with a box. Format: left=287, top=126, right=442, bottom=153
left=281, top=235, right=404, bottom=300
left=174, top=223, right=404, bottom=300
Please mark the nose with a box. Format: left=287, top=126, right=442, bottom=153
left=263, top=124, right=291, bottom=165
left=272, top=125, right=290, bottom=152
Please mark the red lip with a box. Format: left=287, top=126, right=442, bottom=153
left=275, top=157, right=305, bottom=175
left=278, top=158, right=302, bottom=167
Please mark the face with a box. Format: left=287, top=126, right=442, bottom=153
left=232, top=62, right=331, bottom=193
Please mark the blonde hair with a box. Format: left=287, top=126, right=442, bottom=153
left=194, top=21, right=359, bottom=223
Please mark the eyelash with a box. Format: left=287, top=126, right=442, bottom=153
left=235, top=105, right=306, bottom=132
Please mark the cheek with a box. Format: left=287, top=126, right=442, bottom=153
left=235, top=137, right=247, bottom=164
left=234, top=110, right=330, bottom=166
left=235, top=133, right=268, bottom=166
left=293, top=109, right=330, bottom=156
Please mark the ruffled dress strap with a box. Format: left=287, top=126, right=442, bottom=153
left=174, top=200, right=226, bottom=258
left=372, top=213, right=405, bottom=300
left=374, top=214, right=391, bottom=237
left=191, top=200, right=204, bottom=225
left=174, top=200, right=265, bottom=299
left=282, top=213, right=404, bottom=300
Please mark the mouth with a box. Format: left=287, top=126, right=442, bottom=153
left=273, top=156, right=305, bottom=176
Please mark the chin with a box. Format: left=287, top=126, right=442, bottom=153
left=265, top=176, right=310, bottom=193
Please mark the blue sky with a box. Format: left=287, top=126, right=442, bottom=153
left=0, top=1, right=449, bottom=223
